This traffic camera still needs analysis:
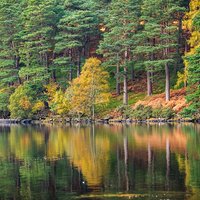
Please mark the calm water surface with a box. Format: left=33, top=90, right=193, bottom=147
left=0, top=124, right=200, bottom=200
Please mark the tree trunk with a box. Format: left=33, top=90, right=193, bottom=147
left=175, top=17, right=183, bottom=73
left=116, top=62, right=120, bottom=95
left=147, top=70, right=152, bottom=96
left=77, top=51, right=81, bottom=77
left=52, top=53, right=57, bottom=82
left=92, top=104, right=95, bottom=121
left=69, top=49, right=73, bottom=81
left=123, top=66, right=128, bottom=105
left=165, top=63, right=170, bottom=101
left=52, top=70, right=56, bottom=82
left=131, top=65, right=135, bottom=82
left=15, top=56, right=21, bottom=84
left=69, top=65, right=73, bottom=81
left=123, top=50, right=128, bottom=105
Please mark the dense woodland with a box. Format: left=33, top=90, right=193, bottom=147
left=0, top=0, right=199, bottom=120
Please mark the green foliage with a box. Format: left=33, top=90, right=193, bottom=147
left=0, top=89, right=12, bottom=118
left=9, top=83, right=45, bottom=119
left=55, top=0, right=99, bottom=80
left=134, top=0, right=185, bottom=99
left=181, top=1, right=200, bottom=119
left=152, top=107, right=175, bottom=119
left=115, top=105, right=133, bottom=119
left=0, top=0, right=198, bottom=119
left=116, top=104, right=175, bottom=120
left=0, top=0, right=21, bottom=87
left=132, top=105, right=153, bottom=120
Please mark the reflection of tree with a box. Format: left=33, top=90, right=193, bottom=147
left=47, top=126, right=110, bottom=188
left=0, top=124, right=199, bottom=199
left=182, top=124, right=200, bottom=200
left=8, top=126, right=45, bottom=160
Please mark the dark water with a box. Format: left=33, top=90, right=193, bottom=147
left=0, top=124, right=200, bottom=200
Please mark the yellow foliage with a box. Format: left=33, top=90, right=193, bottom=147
left=178, top=0, right=200, bottom=86
left=45, top=81, right=58, bottom=99
left=183, top=0, right=200, bottom=49
left=54, top=90, right=71, bottom=115
left=32, top=101, right=45, bottom=113
left=19, top=96, right=32, bottom=110
left=70, top=57, right=111, bottom=116
left=45, top=59, right=110, bottom=117
left=184, top=0, right=200, bottom=51
left=175, top=70, right=188, bottom=88
left=46, top=82, right=71, bottom=116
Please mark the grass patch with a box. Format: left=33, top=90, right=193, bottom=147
left=96, top=92, right=146, bottom=118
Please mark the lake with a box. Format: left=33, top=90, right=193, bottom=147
left=0, top=123, right=199, bottom=200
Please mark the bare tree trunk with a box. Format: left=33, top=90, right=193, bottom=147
left=165, top=63, right=170, bottom=101
left=92, top=104, right=95, bottom=121
left=147, top=39, right=155, bottom=96
left=15, top=55, right=21, bottom=84
left=147, top=70, right=152, bottom=96
left=77, top=50, right=81, bottom=77
left=123, top=50, right=128, bottom=105
left=52, top=53, right=57, bottom=82
left=116, top=61, right=120, bottom=96
left=131, top=65, right=135, bottom=82
left=175, top=17, right=183, bottom=73
left=123, top=66, right=128, bottom=105
left=69, top=49, right=73, bottom=81
left=69, top=65, right=73, bottom=81
left=52, top=70, right=56, bottom=82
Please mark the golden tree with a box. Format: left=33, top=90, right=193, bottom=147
left=70, top=58, right=110, bottom=119
left=46, top=82, right=71, bottom=116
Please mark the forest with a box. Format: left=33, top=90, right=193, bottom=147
left=0, top=0, right=199, bottom=120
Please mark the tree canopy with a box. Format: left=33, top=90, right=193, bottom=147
left=0, top=0, right=199, bottom=120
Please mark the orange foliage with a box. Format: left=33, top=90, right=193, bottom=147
left=134, top=89, right=188, bottom=113
left=19, top=96, right=32, bottom=110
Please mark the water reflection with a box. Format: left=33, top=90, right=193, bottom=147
left=0, top=124, right=199, bottom=199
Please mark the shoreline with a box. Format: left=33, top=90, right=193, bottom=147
left=0, top=118, right=199, bottom=125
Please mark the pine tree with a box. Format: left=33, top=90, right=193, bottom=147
left=19, top=0, right=62, bottom=84
left=55, top=0, right=99, bottom=82
left=99, top=0, right=141, bottom=104
left=0, top=0, right=22, bottom=115
left=135, top=0, right=185, bottom=100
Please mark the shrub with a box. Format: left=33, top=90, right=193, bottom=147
left=181, top=103, right=200, bottom=119
left=161, top=108, right=175, bottom=119
left=116, top=104, right=175, bottom=120
left=152, top=107, right=175, bottom=119
left=115, top=105, right=133, bottom=119
left=152, top=107, right=163, bottom=118
left=132, top=105, right=152, bottom=120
